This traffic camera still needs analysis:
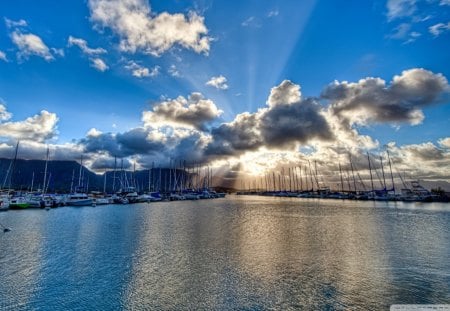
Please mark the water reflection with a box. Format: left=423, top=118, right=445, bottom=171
left=0, top=196, right=449, bottom=310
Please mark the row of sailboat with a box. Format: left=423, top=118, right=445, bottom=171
left=237, top=151, right=448, bottom=202
left=0, top=144, right=226, bottom=212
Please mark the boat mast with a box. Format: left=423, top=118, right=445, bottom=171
left=308, top=160, right=314, bottom=192
left=43, top=146, right=49, bottom=194
left=70, top=169, right=75, bottom=193
left=78, top=155, right=83, bottom=189
left=103, top=169, right=107, bottom=193
left=367, top=152, right=374, bottom=195
left=386, top=149, right=395, bottom=193
left=5, top=140, right=19, bottom=191
left=339, top=163, right=344, bottom=193
left=112, top=156, right=117, bottom=193
left=349, top=154, right=357, bottom=193
left=380, top=155, right=387, bottom=190
left=30, top=171, right=35, bottom=192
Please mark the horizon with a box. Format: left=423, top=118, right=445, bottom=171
left=0, top=0, right=449, bottom=189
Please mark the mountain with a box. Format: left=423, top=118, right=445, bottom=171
left=0, top=158, right=213, bottom=193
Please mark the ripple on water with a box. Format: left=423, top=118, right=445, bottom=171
left=0, top=197, right=449, bottom=310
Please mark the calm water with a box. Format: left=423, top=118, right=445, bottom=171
left=1, top=196, right=449, bottom=310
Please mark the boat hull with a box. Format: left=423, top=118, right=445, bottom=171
left=67, top=199, right=93, bottom=206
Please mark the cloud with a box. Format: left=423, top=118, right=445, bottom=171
left=206, top=80, right=333, bottom=157
left=206, top=112, right=263, bottom=156
left=168, top=64, right=181, bottom=77
left=68, top=36, right=107, bottom=55
left=322, top=68, right=449, bottom=126
left=386, top=0, right=416, bottom=21
left=386, top=141, right=450, bottom=181
left=206, top=75, right=229, bottom=90
left=90, top=57, right=109, bottom=72
left=4, top=18, right=27, bottom=28
left=11, top=30, right=56, bottom=61
left=0, top=108, right=58, bottom=142
left=88, top=0, right=211, bottom=56
left=440, top=0, right=450, bottom=5
left=438, top=137, right=450, bottom=148
left=142, top=92, right=223, bottom=130
left=125, top=61, right=159, bottom=78
left=80, top=128, right=165, bottom=158
left=267, top=10, right=279, bottom=18
left=0, top=104, right=12, bottom=121
left=259, top=98, right=333, bottom=148
left=241, top=16, right=261, bottom=28
left=0, top=51, right=8, bottom=62
left=386, top=23, right=421, bottom=43
left=429, top=22, right=450, bottom=37
left=402, top=142, right=445, bottom=160
left=267, top=80, right=301, bottom=107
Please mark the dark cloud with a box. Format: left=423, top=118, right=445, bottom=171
left=206, top=81, right=333, bottom=157
left=80, top=128, right=165, bottom=157
left=116, top=128, right=164, bottom=155
left=205, top=112, right=263, bottom=156
left=259, top=98, right=333, bottom=147
left=322, top=68, right=449, bottom=125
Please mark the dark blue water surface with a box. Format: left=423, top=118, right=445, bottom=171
left=1, top=195, right=449, bottom=310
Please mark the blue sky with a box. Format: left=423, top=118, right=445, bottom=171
left=0, top=0, right=449, bottom=183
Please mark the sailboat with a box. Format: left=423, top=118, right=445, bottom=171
left=65, top=156, right=93, bottom=206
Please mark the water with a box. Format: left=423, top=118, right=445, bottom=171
left=1, top=196, right=449, bottom=310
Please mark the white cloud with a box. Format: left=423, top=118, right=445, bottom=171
left=87, top=128, right=103, bottom=137
left=125, top=61, right=159, bottom=78
left=387, top=23, right=421, bottom=43
left=168, top=64, right=181, bottom=77
left=241, top=16, right=261, bottom=28
left=90, top=57, right=109, bottom=72
left=142, top=92, right=223, bottom=130
left=88, top=0, right=211, bottom=56
left=440, top=0, right=450, bottom=5
left=0, top=109, right=58, bottom=142
left=268, top=10, right=279, bottom=18
left=11, top=30, right=56, bottom=61
left=386, top=0, right=416, bottom=21
left=4, top=18, right=27, bottom=28
left=0, top=104, right=12, bottom=121
left=0, top=51, right=8, bottom=62
left=267, top=80, right=301, bottom=107
left=68, top=36, right=106, bottom=55
left=429, top=22, right=450, bottom=37
left=206, top=75, right=229, bottom=90
left=438, top=137, right=450, bottom=148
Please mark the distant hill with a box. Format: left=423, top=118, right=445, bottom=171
left=0, top=158, right=222, bottom=193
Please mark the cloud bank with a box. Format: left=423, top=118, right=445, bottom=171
left=1, top=68, right=449, bottom=184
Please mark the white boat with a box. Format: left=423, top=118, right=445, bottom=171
left=66, top=193, right=94, bottom=206
left=27, top=194, right=55, bottom=208
left=0, top=195, right=9, bottom=211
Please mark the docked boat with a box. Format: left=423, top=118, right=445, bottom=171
left=66, top=193, right=93, bottom=206
left=9, top=196, right=30, bottom=209
left=0, top=195, right=9, bottom=211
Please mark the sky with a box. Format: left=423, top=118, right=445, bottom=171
left=0, top=0, right=449, bottom=188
